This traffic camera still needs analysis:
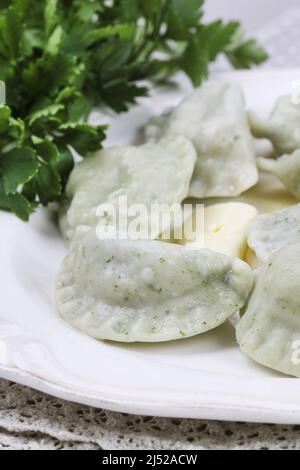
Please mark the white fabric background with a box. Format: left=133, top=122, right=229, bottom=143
left=205, top=0, right=299, bottom=33
left=2, top=4, right=300, bottom=451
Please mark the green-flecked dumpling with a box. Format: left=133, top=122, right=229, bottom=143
left=247, top=203, right=300, bottom=263
left=56, top=230, right=254, bottom=343
left=60, top=136, right=197, bottom=241
left=249, top=95, right=300, bottom=155
left=145, top=82, right=258, bottom=198
left=258, top=151, right=300, bottom=200
left=236, top=244, right=300, bottom=377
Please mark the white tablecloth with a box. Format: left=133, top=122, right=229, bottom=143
left=2, top=6, right=300, bottom=451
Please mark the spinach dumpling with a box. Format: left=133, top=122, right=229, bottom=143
left=56, top=231, right=254, bottom=343
left=60, top=136, right=196, bottom=241
left=258, top=151, right=300, bottom=200
left=236, top=244, right=300, bottom=377
left=249, top=95, right=300, bottom=155
left=247, top=203, right=300, bottom=263
left=145, top=82, right=258, bottom=198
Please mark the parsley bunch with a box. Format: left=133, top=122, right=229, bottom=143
left=0, top=0, right=267, bottom=221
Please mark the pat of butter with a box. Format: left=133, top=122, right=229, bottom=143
left=183, top=202, right=258, bottom=260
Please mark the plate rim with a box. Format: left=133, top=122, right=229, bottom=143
left=2, top=362, right=300, bottom=424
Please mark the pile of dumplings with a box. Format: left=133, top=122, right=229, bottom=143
left=56, top=81, right=300, bottom=378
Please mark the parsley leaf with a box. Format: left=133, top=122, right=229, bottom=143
left=0, top=146, right=39, bottom=194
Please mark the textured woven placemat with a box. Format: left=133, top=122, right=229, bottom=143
left=2, top=7, right=300, bottom=451
left=1, top=379, right=300, bottom=450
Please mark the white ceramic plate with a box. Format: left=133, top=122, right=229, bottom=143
left=2, top=69, right=300, bottom=425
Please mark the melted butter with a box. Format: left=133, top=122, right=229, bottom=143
left=238, top=171, right=297, bottom=214
left=179, top=172, right=298, bottom=267
left=196, top=171, right=297, bottom=214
